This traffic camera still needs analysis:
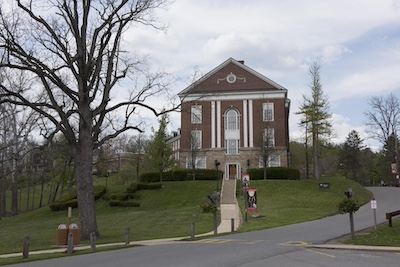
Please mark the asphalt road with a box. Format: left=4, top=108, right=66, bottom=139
left=8, top=187, right=400, bottom=267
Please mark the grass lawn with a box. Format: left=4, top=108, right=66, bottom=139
left=0, top=176, right=376, bottom=265
left=342, top=219, right=400, bottom=247
left=237, top=177, right=372, bottom=232
left=0, top=180, right=216, bottom=255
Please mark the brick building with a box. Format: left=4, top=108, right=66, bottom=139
left=173, top=58, right=290, bottom=180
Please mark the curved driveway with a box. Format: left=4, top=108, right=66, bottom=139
left=9, top=187, right=400, bottom=267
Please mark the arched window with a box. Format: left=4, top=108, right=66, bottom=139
left=224, top=109, right=240, bottom=155
left=225, top=109, right=239, bottom=130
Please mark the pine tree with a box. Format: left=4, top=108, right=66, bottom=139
left=296, top=62, right=332, bottom=179
left=145, top=113, right=175, bottom=182
left=340, top=130, right=364, bottom=181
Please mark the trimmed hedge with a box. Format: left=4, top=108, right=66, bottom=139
left=109, top=182, right=161, bottom=207
left=140, top=169, right=223, bottom=183
left=49, top=185, right=107, bottom=211
left=109, top=200, right=140, bottom=207
left=126, top=182, right=162, bottom=194
left=247, top=167, right=300, bottom=180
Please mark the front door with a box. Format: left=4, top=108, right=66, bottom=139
left=228, top=164, right=237, bottom=180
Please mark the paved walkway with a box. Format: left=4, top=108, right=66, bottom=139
left=217, top=178, right=242, bottom=233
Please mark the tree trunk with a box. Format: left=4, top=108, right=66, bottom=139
left=0, top=158, right=6, bottom=216
left=39, top=174, right=44, bottom=208
left=11, top=158, right=19, bottom=216
left=313, top=131, right=319, bottom=180
left=31, top=174, right=35, bottom=211
left=75, top=109, right=99, bottom=239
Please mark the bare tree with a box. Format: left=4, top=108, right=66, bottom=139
left=364, top=93, right=400, bottom=147
left=0, top=0, right=176, bottom=238
left=0, top=102, right=37, bottom=215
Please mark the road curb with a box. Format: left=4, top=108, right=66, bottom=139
left=306, top=244, right=400, bottom=253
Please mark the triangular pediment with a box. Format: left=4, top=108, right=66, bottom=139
left=179, top=58, right=287, bottom=96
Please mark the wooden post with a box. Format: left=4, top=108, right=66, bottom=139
left=213, top=210, right=218, bottom=235
left=22, top=235, right=30, bottom=259
left=125, top=227, right=130, bottom=245
left=349, top=212, right=355, bottom=240
left=67, top=232, right=73, bottom=254
left=67, top=207, right=72, bottom=228
left=90, top=232, right=96, bottom=252
left=190, top=222, right=195, bottom=240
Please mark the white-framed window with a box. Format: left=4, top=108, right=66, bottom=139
left=263, top=103, right=274, bottom=122
left=191, top=105, right=202, bottom=124
left=258, top=155, right=281, bottom=167
left=186, top=156, right=206, bottom=169
left=225, top=139, right=240, bottom=154
left=191, top=130, right=202, bottom=149
left=263, top=128, right=275, bottom=147
left=225, top=109, right=240, bottom=130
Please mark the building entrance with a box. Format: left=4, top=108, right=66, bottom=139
left=228, top=164, right=237, bottom=180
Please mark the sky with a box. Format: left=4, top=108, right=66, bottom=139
left=126, top=0, right=400, bottom=151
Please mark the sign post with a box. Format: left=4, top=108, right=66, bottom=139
left=246, top=188, right=258, bottom=213
left=371, top=198, right=377, bottom=230
left=242, top=174, right=250, bottom=223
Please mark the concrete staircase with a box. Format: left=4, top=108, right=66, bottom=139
left=217, top=179, right=242, bottom=233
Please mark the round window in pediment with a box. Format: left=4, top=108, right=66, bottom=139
left=227, top=73, right=236, bottom=83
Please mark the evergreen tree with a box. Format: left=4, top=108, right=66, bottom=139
left=146, top=113, right=175, bottom=182
left=296, top=62, right=332, bottom=179
left=340, top=130, right=364, bottom=182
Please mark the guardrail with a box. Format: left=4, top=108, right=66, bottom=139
left=386, top=210, right=400, bottom=227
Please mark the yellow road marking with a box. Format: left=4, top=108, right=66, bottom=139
left=195, top=239, right=235, bottom=244
left=304, top=248, right=336, bottom=258
left=280, top=241, right=310, bottom=247
left=194, top=239, right=265, bottom=245
left=241, top=240, right=265, bottom=244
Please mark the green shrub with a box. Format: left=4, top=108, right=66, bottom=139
left=137, top=182, right=162, bottom=190
left=109, top=182, right=159, bottom=207
left=108, top=200, right=141, bottom=207
left=248, top=167, right=300, bottom=180
left=338, top=198, right=361, bottom=214
left=110, top=193, right=129, bottom=201
left=126, top=182, right=162, bottom=193
left=49, top=185, right=106, bottom=211
left=200, top=202, right=217, bottom=213
left=140, top=169, right=224, bottom=182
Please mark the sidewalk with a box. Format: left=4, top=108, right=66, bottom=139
left=0, top=238, right=189, bottom=259
left=217, top=178, right=242, bottom=234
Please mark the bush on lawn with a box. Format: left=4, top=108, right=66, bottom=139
left=49, top=185, right=106, bottom=211
left=109, top=182, right=161, bottom=207
left=247, top=167, right=300, bottom=180
left=140, top=169, right=223, bottom=182
left=109, top=200, right=140, bottom=207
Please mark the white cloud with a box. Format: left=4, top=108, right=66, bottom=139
left=118, top=0, right=400, bottom=153
left=321, top=45, right=352, bottom=64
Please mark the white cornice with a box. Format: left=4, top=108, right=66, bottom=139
left=181, top=90, right=287, bottom=102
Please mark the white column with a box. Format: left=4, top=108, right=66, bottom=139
left=249, top=100, right=253, bottom=147
left=243, top=100, right=248, bottom=148
left=211, top=101, right=216, bottom=148
left=217, top=101, right=221, bottom=148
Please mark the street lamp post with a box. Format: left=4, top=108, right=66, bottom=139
left=215, top=160, right=220, bottom=192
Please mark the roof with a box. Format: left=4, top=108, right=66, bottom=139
left=178, top=58, right=288, bottom=98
